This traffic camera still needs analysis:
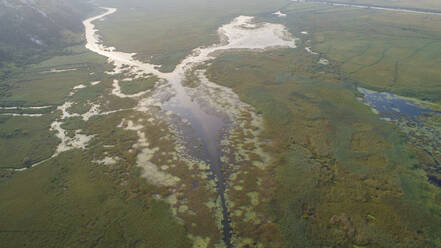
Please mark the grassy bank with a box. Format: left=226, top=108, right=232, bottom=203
left=206, top=47, right=441, bottom=247
left=273, top=2, right=441, bottom=103
left=0, top=150, right=191, bottom=247
left=92, top=0, right=288, bottom=72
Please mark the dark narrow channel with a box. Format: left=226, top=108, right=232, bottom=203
left=84, top=7, right=235, bottom=245
left=162, top=76, right=233, bottom=247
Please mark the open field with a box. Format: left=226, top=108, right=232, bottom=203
left=274, top=2, right=441, bottom=103
left=1, top=46, right=110, bottom=106
left=0, top=50, right=219, bottom=246
left=0, top=115, right=58, bottom=169
left=92, top=0, right=288, bottom=72
left=0, top=0, right=440, bottom=247
left=0, top=150, right=191, bottom=247
left=119, top=76, right=158, bottom=95
left=312, top=0, right=441, bottom=11
left=206, top=48, right=441, bottom=247
left=0, top=46, right=111, bottom=169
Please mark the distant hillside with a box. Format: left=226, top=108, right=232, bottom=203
left=0, top=0, right=95, bottom=78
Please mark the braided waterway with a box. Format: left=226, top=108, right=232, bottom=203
left=84, top=7, right=297, bottom=246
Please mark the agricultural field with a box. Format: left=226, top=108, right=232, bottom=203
left=0, top=0, right=440, bottom=247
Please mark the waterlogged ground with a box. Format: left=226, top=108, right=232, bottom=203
left=358, top=88, right=441, bottom=185
left=82, top=8, right=297, bottom=247
left=0, top=7, right=296, bottom=247
left=1, top=1, right=441, bottom=247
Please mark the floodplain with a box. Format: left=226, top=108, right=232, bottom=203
left=0, top=0, right=440, bottom=247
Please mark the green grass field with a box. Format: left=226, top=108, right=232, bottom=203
left=316, top=0, right=441, bottom=11
left=0, top=46, right=112, bottom=169
left=1, top=46, right=110, bottom=106
left=1, top=0, right=440, bottom=247
left=206, top=48, right=441, bottom=247
left=278, top=2, right=441, bottom=103
left=119, top=76, right=158, bottom=95
left=93, top=0, right=288, bottom=72
left=0, top=150, right=190, bottom=247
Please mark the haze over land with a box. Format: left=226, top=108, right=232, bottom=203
left=0, top=0, right=440, bottom=247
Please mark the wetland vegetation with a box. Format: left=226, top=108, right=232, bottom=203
left=1, top=0, right=440, bottom=247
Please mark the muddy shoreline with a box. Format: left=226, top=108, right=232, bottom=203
left=83, top=7, right=296, bottom=246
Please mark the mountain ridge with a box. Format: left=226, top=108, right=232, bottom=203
left=0, top=0, right=95, bottom=78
